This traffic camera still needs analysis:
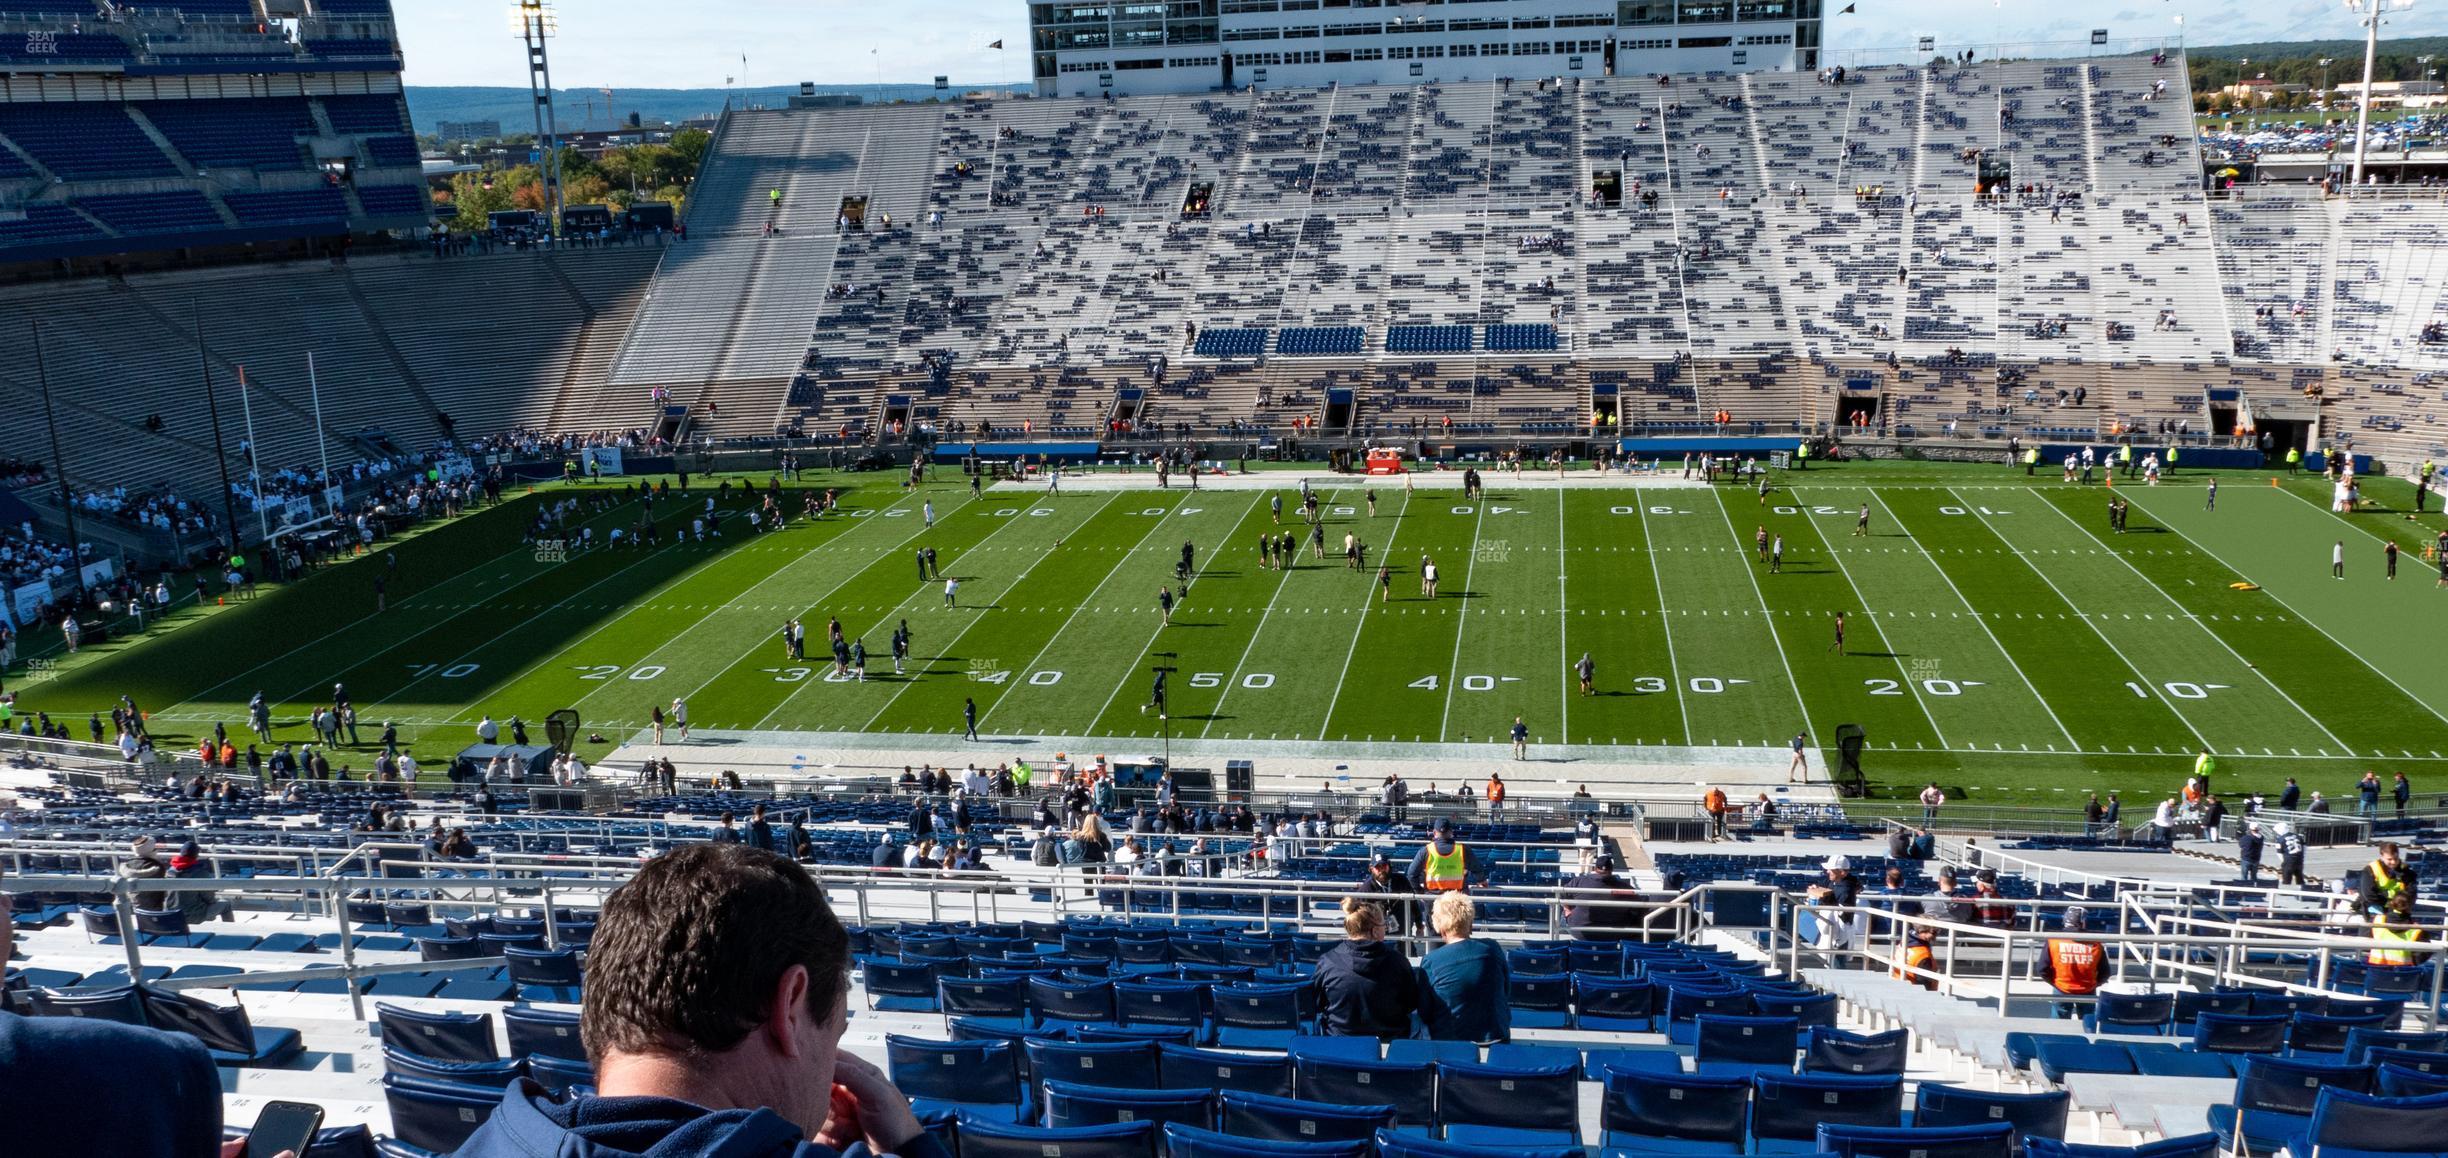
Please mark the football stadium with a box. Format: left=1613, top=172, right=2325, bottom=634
left=7, top=1, right=2448, bottom=1156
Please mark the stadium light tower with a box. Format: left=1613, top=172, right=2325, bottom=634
left=512, top=0, right=565, bottom=235
left=2347, top=0, right=2417, bottom=188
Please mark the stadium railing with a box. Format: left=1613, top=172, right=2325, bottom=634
left=26, top=855, right=2442, bottom=1035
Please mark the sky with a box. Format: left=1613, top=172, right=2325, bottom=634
left=390, top=0, right=2448, bottom=90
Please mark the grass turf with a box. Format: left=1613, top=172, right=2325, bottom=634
left=21, top=458, right=2448, bottom=807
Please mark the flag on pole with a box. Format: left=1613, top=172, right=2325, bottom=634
left=990, top=39, right=1004, bottom=49
left=1838, top=2, right=1854, bottom=12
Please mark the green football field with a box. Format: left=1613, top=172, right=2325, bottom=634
left=22, top=458, right=2448, bottom=803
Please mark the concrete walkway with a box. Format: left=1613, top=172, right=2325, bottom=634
left=602, top=727, right=1843, bottom=808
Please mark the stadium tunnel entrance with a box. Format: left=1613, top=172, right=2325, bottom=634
left=1835, top=394, right=1879, bottom=429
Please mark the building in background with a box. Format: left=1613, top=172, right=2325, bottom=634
left=1027, top=0, right=1821, bottom=98
left=435, top=119, right=504, bottom=143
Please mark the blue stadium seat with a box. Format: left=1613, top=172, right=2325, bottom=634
left=0, top=104, right=176, bottom=180
left=2381, top=1065, right=2448, bottom=1098
left=1218, top=1089, right=1395, bottom=1142
left=2289, top=1087, right=2448, bottom=1158
left=1508, top=973, right=1574, bottom=1030
left=136, top=985, right=301, bottom=1067
left=1819, top=1122, right=2014, bottom=1158
left=1600, top=1068, right=1750, bottom=1155
left=1163, top=1122, right=1368, bottom=1158
left=2087, top=993, right=2176, bottom=1035
left=1295, top=1054, right=1437, bottom=1127
left=2193, top=1012, right=2291, bottom=1055
left=1212, top=982, right=1306, bottom=1049
left=1751, top=1072, right=1905, bottom=1155
left=1694, top=1015, right=1799, bottom=1078
left=356, top=184, right=431, bottom=218
left=503, top=1006, right=584, bottom=1062
left=382, top=1046, right=523, bottom=1089
left=381, top=1074, right=503, bottom=1154
left=2025, top=1135, right=2217, bottom=1158
left=864, top=958, right=941, bottom=1012
left=1913, top=1085, right=2070, bottom=1142
left=2129, top=1044, right=2234, bottom=1078
left=528, top=1052, right=593, bottom=1094
left=1158, top=1043, right=1292, bottom=1098
left=2366, top=1048, right=2448, bottom=1077
left=133, top=907, right=203, bottom=947
left=323, top=95, right=409, bottom=134
left=1030, top=1038, right=1162, bottom=1091
left=957, top=1118, right=1154, bottom=1158
left=2297, top=1014, right=2392, bottom=1057
left=223, top=187, right=349, bottom=226
left=1373, top=1126, right=1585, bottom=1158
left=2209, top=1056, right=2374, bottom=1155
left=2347, top=1032, right=2448, bottom=1065
left=1574, top=973, right=1656, bottom=1032
left=886, top=1035, right=1026, bottom=1123
left=503, top=947, right=582, bottom=1003
left=942, top=975, right=1032, bottom=1021
left=27, top=984, right=147, bottom=1025
left=1192, top=328, right=1268, bottom=359
left=1437, top=1058, right=1581, bottom=1145
left=1753, top=993, right=1838, bottom=1029
left=1041, top=1080, right=1214, bottom=1132
left=1031, top=976, right=1118, bottom=1027
left=1117, top=978, right=1212, bottom=1036
left=376, top=1004, right=498, bottom=1062
left=1805, top=1028, right=1909, bottom=1076
left=76, top=191, right=222, bottom=237
left=140, top=99, right=315, bottom=170
left=2172, top=990, right=2256, bottom=1024
left=1383, top=1040, right=1475, bottom=1067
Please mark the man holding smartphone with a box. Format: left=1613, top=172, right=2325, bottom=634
left=453, top=842, right=947, bottom=1158
left=0, top=1005, right=295, bottom=1158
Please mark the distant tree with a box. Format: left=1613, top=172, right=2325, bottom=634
left=668, top=128, right=711, bottom=183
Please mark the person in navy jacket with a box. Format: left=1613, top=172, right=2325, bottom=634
left=453, top=843, right=950, bottom=1158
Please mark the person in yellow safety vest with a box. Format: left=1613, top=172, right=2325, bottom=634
left=2358, top=841, right=2420, bottom=919
left=2025, top=447, right=2040, bottom=476
left=1794, top=441, right=1810, bottom=470
left=1407, top=818, right=1484, bottom=893
left=2371, top=892, right=2425, bottom=966
left=2287, top=446, right=2302, bottom=472
left=2118, top=444, right=2134, bottom=479
left=2164, top=444, right=2177, bottom=476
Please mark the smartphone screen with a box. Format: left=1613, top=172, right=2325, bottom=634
left=247, top=1100, right=324, bottom=1158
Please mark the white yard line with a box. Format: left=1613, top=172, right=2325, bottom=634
left=1317, top=488, right=1416, bottom=740
left=853, top=494, right=1126, bottom=732
left=554, top=493, right=928, bottom=716
left=374, top=525, right=747, bottom=712
left=1200, top=489, right=1338, bottom=739
left=188, top=496, right=635, bottom=709
left=616, top=493, right=959, bottom=724
left=755, top=492, right=1120, bottom=730
left=1632, top=501, right=1694, bottom=746
left=977, top=493, right=1194, bottom=732
left=1555, top=491, right=1573, bottom=745
left=1949, top=487, right=2218, bottom=753
left=1764, top=490, right=1951, bottom=750
left=2032, top=486, right=2354, bottom=755
left=1436, top=501, right=1491, bottom=743
left=2155, top=484, right=2448, bottom=735
left=1865, top=489, right=2082, bottom=752
left=1704, top=487, right=1818, bottom=746
left=1083, top=495, right=1266, bottom=732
